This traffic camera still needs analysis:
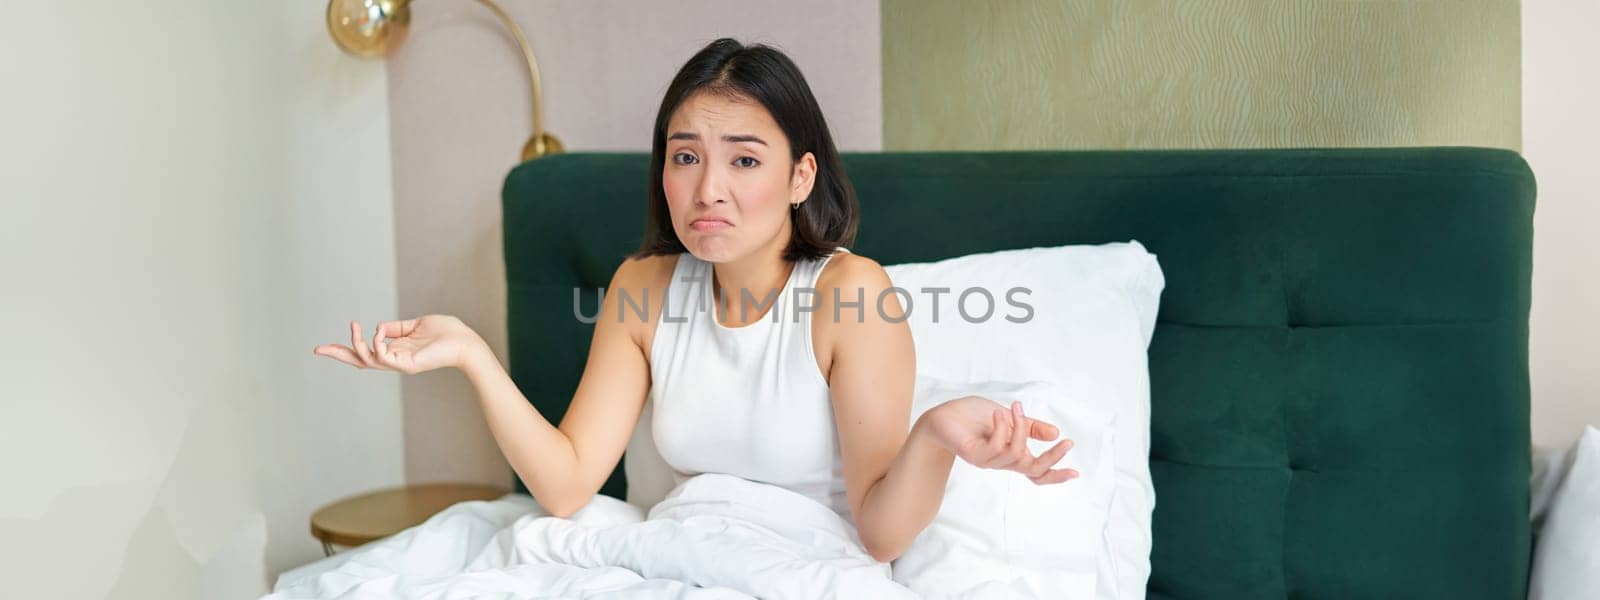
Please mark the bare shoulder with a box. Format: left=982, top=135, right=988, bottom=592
left=815, top=251, right=893, bottom=292
left=607, top=253, right=681, bottom=357
left=813, top=250, right=907, bottom=330
left=611, top=252, right=679, bottom=291
left=810, top=250, right=912, bottom=383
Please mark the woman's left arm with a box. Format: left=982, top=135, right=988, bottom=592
left=816, top=254, right=942, bottom=563
left=822, top=255, right=1078, bottom=563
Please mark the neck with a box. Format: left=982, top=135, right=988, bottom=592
left=709, top=226, right=794, bottom=324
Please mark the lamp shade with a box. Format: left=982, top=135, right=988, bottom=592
left=327, top=0, right=411, bottom=58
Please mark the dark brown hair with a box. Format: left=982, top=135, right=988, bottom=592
left=630, top=38, right=858, bottom=262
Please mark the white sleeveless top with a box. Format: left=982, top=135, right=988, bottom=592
left=647, top=247, right=853, bottom=518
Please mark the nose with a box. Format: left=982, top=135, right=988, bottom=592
left=694, top=162, right=726, bottom=206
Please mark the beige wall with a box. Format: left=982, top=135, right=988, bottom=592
left=883, top=0, right=1521, bottom=150
left=0, top=1, right=404, bottom=596
left=387, top=0, right=883, bottom=488
left=1524, top=2, right=1600, bottom=451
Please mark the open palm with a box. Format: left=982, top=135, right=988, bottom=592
left=312, top=315, right=481, bottom=375
left=924, top=395, right=1078, bottom=485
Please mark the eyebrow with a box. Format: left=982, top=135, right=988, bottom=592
left=667, top=132, right=768, bottom=147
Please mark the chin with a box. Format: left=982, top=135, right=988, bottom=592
left=683, top=234, right=744, bottom=263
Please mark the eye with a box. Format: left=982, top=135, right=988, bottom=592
left=735, top=156, right=760, bottom=168
left=672, top=152, right=697, bottom=165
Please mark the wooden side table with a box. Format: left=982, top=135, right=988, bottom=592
left=310, top=482, right=511, bottom=556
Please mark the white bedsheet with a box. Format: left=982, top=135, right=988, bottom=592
left=267, top=473, right=918, bottom=599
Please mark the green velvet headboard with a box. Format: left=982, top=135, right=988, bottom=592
left=501, top=147, right=1534, bottom=599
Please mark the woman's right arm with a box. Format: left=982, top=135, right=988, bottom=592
left=457, top=258, right=655, bottom=517
left=316, top=257, right=657, bottom=518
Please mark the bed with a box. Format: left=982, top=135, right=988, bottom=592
left=271, top=146, right=1534, bottom=599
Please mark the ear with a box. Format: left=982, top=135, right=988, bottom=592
left=790, top=152, right=817, bottom=205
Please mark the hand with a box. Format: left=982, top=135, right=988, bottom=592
left=921, top=395, right=1079, bottom=485
left=312, top=315, right=486, bottom=375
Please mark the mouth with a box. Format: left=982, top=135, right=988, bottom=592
left=689, top=218, right=733, bottom=232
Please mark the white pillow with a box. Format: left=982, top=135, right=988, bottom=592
left=1530, top=425, right=1600, bottom=598
left=893, top=377, right=1117, bottom=598
left=884, top=241, right=1163, bottom=600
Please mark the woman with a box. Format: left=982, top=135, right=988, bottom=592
left=313, top=38, right=1077, bottom=563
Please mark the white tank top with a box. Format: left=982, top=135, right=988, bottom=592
left=647, top=247, right=853, bottom=518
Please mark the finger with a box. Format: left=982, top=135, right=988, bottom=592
left=313, top=344, right=366, bottom=369
left=1029, top=468, right=1080, bottom=485
left=1027, top=438, right=1074, bottom=478
left=1029, top=419, right=1060, bottom=441
left=981, top=408, right=1011, bottom=465
left=371, top=324, right=393, bottom=370
left=999, top=402, right=1034, bottom=471
left=377, top=318, right=418, bottom=338
left=350, top=321, right=377, bottom=368
left=990, top=409, right=1027, bottom=469
left=1009, top=402, right=1030, bottom=456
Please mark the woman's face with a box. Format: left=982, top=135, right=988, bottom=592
left=662, top=91, right=814, bottom=263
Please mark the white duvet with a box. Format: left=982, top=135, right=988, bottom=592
left=267, top=473, right=919, bottom=599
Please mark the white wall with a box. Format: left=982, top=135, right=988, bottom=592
left=1524, top=2, right=1600, bottom=452
left=272, top=0, right=408, bottom=581
left=0, top=1, right=403, bottom=596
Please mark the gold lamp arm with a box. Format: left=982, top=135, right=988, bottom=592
left=472, top=0, right=562, bottom=161
left=326, top=0, right=563, bottom=162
